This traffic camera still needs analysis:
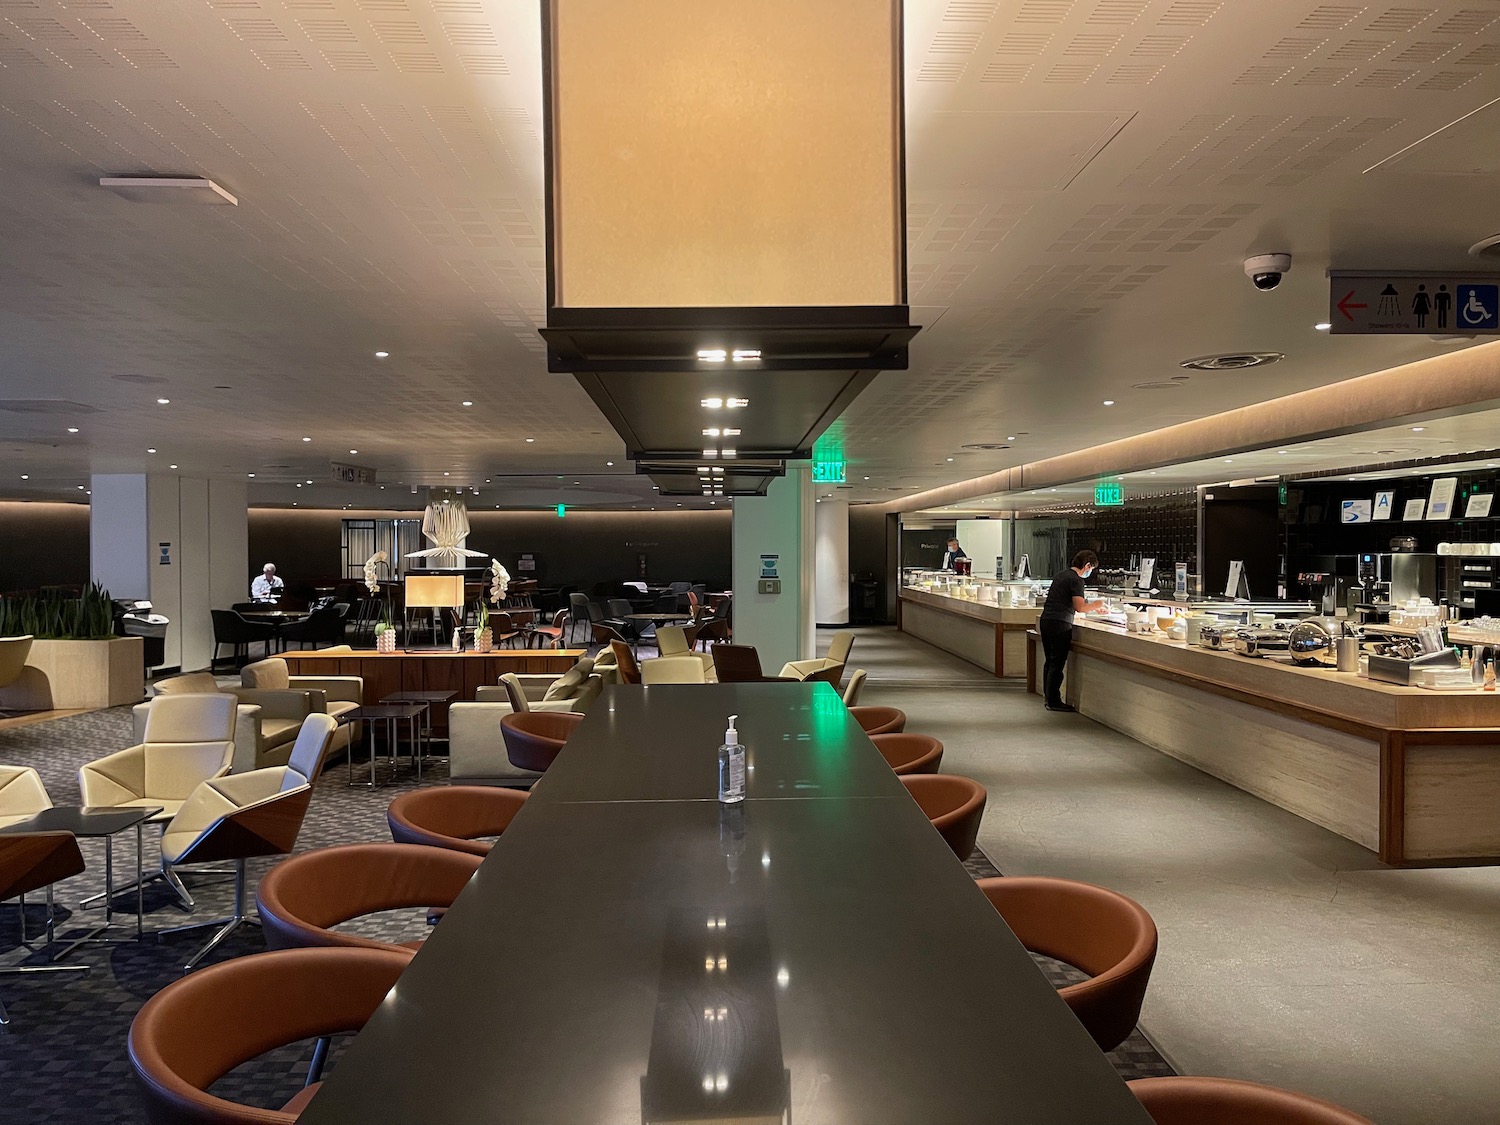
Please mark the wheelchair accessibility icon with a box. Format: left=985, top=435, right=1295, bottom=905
left=1458, top=284, right=1499, bottom=330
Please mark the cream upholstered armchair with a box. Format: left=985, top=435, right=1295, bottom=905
left=780, top=630, right=855, bottom=687
left=640, top=656, right=708, bottom=684
left=448, top=660, right=600, bottom=786
left=489, top=667, right=603, bottom=714
left=156, top=714, right=334, bottom=970
left=238, top=657, right=361, bottom=760
left=655, top=626, right=716, bottom=681
left=0, top=765, right=52, bottom=828
left=134, top=673, right=270, bottom=776
left=80, top=694, right=236, bottom=823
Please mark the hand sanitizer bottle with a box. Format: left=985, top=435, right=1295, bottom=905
left=718, top=714, right=745, bottom=804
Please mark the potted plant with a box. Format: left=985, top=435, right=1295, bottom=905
left=475, top=601, right=493, bottom=653
left=375, top=605, right=397, bottom=653
left=0, top=583, right=144, bottom=709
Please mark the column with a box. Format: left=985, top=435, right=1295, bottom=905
left=90, top=474, right=248, bottom=673
left=814, top=498, right=849, bottom=625
left=731, top=465, right=815, bottom=672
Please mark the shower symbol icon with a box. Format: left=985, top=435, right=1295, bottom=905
left=1458, top=285, right=1498, bottom=330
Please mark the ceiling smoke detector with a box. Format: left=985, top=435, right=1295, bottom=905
left=99, top=175, right=238, bottom=205
left=1179, top=351, right=1284, bottom=371
left=961, top=442, right=1011, bottom=450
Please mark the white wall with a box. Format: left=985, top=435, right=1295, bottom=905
left=731, top=466, right=814, bottom=671
left=956, top=518, right=1009, bottom=578
left=90, top=474, right=150, bottom=599
left=814, top=498, right=849, bottom=624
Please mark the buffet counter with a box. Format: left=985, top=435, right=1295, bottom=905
left=899, top=584, right=1041, bottom=678
left=1025, top=619, right=1500, bottom=865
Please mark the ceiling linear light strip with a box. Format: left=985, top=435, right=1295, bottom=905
left=99, top=176, right=238, bottom=205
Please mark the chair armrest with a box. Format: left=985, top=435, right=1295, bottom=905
left=290, top=675, right=363, bottom=705
left=780, top=658, right=831, bottom=679
left=448, top=702, right=540, bottom=784
left=79, top=745, right=147, bottom=806
left=231, top=688, right=315, bottom=720
left=231, top=704, right=264, bottom=774
left=131, top=702, right=150, bottom=745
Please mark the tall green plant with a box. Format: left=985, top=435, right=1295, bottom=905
left=0, top=583, right=116, bottom=640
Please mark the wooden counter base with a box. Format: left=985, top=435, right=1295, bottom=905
left=898, top=588, right=1039, bottom=678
left=283, top=648, right=586, bottom=737
left=1025, top=623, right=1500, bottom=867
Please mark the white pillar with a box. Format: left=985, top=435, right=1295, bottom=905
left=731, top=465, right=815, bottom=671
left=90, top=474, right=248, bottom=672
left=814, top=498, right=849, bottom=625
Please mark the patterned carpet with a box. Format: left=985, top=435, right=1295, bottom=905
left=1, top=705, right=1172, bottom=1122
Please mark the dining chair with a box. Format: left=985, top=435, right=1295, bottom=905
left=1126, top=1077, right=1372, bottom=1125
left=900, top=774, right=986, bottom=861
left=387, top=786, right=529, bottom=857
left=869, top=733, right=943, bottom=775
left=609, top=640, right=642, bottom=685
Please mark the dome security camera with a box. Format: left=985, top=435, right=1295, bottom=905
left=1244, top=253, right=1292, bottom=292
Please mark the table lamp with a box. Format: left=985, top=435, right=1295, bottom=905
left=404, top=574, right=465, bottom=650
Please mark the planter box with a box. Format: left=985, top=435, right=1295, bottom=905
left=0, top=637, right=144, bottom=710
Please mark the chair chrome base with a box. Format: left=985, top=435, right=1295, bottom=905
left=158, top=859, right=255, bottom=972
left=80, top=866, right=194, bottom=912
left=4, top=891, right=90, bottom=1026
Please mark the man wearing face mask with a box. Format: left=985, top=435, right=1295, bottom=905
left=1038, top=550, right=1105, bottom=713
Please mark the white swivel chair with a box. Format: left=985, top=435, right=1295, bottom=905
left=655, top=626, right=715, bottom=680
left=0, top=765, right=52, bottom=829
left=156, top=714, right=335, bottom=970
left=780, top=630, right=855, bottom=688
left=78, top=693, right=236, bottom=909
left=640, top=656, right=708, bottom=684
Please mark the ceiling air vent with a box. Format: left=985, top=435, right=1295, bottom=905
left=1179, top=351, right=1283, bottom=371
left=1130, top=380, right=1186, bottom=390
left=99, top=175, right=238, bottom=205
left=961, top=442, right=1011, bottom=450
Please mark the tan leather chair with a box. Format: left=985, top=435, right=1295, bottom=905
left=501, top=710, right=584, bottom=773
left=80, top=694, right=236, bottom=823
left=870, top=733, right=944, bottom=775
left=387, top=785, right=529, bottom=856
left=780, top=630, right=854, bottom=687
left=609, top=639, right=642, bottom=685
left=239, top=657, right=362, bottom=769
left=850, top=705, right=905, bottom=736
left=137, top=674, right=268, bottom=775
left=1, top=831, right=88, bottom=1026
left=495, top=667, right=602, bottom=714
left=842, top=668, right=867, bottom=706
left=977, top=876, right=1157, bottom=1052
left=591, top=643, right=622, bottom=685
left=0, top=764, right=52, bottom=828
left=129, top=947, right=414, bottom=1124
left=655, top=625, right=715, bottom=680
left=256, top=843, right=482, bottom=952
left=157, top=716, right=336, bottom=970
left=1127, top=1077, right=1373, bottom=1125
left=641, top=655, right=708, bottom=684
left=900, top=774, right=986, bottom=860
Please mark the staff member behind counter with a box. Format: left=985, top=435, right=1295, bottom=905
left=941, top=537, right=967, bottom=571
left=1038, top=550, right=1106, bottom=714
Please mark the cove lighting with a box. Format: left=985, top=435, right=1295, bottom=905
left=697, top=349, right=727, bottom=362
left=732, top=349, right=761, bottom=361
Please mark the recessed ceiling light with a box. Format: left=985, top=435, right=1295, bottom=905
left=732, top=349, right=760, bottom=361
left=247, top=473, right=255, bottom=478
left=302, top=437, right=312, bottom=442
left=700, top=397, right=723, bottom=409
left=606, top=461, right=614, bottom=466
left=1224, top=459, right=1233, bottom=463
left=306, top=480, right=312, bottom=484
left=77, top=485, right=84, bottom=490
left=1102, top=400, right=1115, bottom=406
left=1277, top=450, right=1288, bottom=455
left=727, top=398, right=748, bottom=409
left=697, top=348, right=727, bottom=362
left=147, top=448, right=157, bottom=453
left=864, top=476, right=870, bottom=481
left=1314, top=322, right=1331, bottom=331
left=67, top=427, right=78, bottom=434
left=20, top=475, right=28, bottom=480
left=170, top=464, right=177, bottom=469
left=296, top=483, right=302, bottom=488
left=1412, top=426, right=1425, bottom=432
left=444, top=472, right=450, bottom=476
left=374, top=351, right=389, bottom=359
left=157, top=398, right=170, bottom=405
left=461, top=400, right=473, bottom=407
left=525, top=437, right=535, bottom=443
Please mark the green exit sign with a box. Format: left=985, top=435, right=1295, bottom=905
left=812, top=460, right=846, bottom=484
left=1095, top=480, right=1124, bottom=507
left=556, top=503, right=566, bottom=518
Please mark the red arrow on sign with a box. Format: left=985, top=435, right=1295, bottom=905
left=1336, top=290, right=1367, bottom=321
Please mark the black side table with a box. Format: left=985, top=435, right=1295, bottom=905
left=341, top=704, right=426, bottom=787
left=381, top=690, right=459, bottom=778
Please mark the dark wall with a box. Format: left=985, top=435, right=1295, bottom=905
left=1062, top=497, right=1198, bottom=575
left=1203, top=485, right=1281, bottom=598
left=250, top=507, right=733, bottom=591
left=849, top=505, right=898, bottom=624
left=1, top=501, right=91, bottom=594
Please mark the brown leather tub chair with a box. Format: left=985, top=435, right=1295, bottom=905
left=1, top=831, right=88, bottom=1026
left=900, top=774, right=986, bottom=860
left=1127, top=1076, right=1373, bottom=1125
left=849, top=705, right=906, bottom=736
left=870, top=733, right=944, bottom=775
left=129, top=946, right=413, bottom=1124
left=500, top=711, right=584, bottom=774
left=386, top=785, right=529, bottom=857
left=977, top=876, right=1158, bottom=1053
left=256, top=843, right=481, bottom=952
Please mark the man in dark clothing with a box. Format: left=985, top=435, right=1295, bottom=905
left=1038, top=549, right=1104, bottom=713
left=941, top=537, right=967, bottom=571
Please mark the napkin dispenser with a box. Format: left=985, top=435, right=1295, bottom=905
left=1366, top=648, right=1461, bottom=687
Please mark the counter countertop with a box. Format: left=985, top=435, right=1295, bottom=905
left=900, top=584, right=1042, bottom=624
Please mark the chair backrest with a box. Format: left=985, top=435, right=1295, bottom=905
left=610, top=640, right=642, bottom=684
left=151, top=672, right=222, bottom=696
left=667, top=581, right=692, bottom=593
left=869, top=733, right=943, bottom=775
left=900, top=774, right=986, bottom=860
left=166, top=775, right=314, bottom=866
left=641, top=656, right=707, bottom=684
left=605, top=598, right=633, bottom=618
left=850, top=705, right=905, bottom=735
left=387, top=786, right=529, bottom=856
left=0, top=764, right=52, bottom=823
left=241, top=658, right=291, bottom=690
left=498, top=672, right=530, bottom=712
left=826, top=630, right=856, bottom=665
left=258, top=844, right=483, bottom=950
left=656, top=625, right=690, bottom=656
left=652, top=593, right=679, bottom=614
left=1126, top=1077, right=1373, bottom=1125
left=0, top=831, right=86, bottom=901
left=500, top=710, right=584, bottom=772
left=0, top=634, right=34, bottom=689
left=711, top=644, right=764, bottom=682
left=129, top=946, right=414, bottom=1125
left=568, top=592, right=591, bottom=615
left=799, top=663, right=844, bottom=685
left=842, top=668, right=867, bottom=706
left=144, top=693, right=237, bottom=743
left=287, top=713, right=338, bottom=784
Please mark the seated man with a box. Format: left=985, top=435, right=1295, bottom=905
left=251, top=562, right=284, bottom=602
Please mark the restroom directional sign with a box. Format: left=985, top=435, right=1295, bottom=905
left=1329, top=273, right=1500, bottom=335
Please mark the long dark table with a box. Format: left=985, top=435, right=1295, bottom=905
left=300, top=683, right=1153, bottom=1125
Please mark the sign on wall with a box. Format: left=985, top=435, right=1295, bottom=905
left=1427, top=477, right=1459, bottom=520
left=330, top=461, right=377, bottom=485
left=812, top=460, right=846, bottom=484
left=1372, top=491, right=1395, bottom=521
left=1466, top=494, right=1494, bottom=519
left=1403, top=498, right=1427, bottom=521
left=1341, top=499, right=1373, bottom=524
left=1329, top=273, right=1500, bottom=335
left=1095, top=480, right=1124, bottom=507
